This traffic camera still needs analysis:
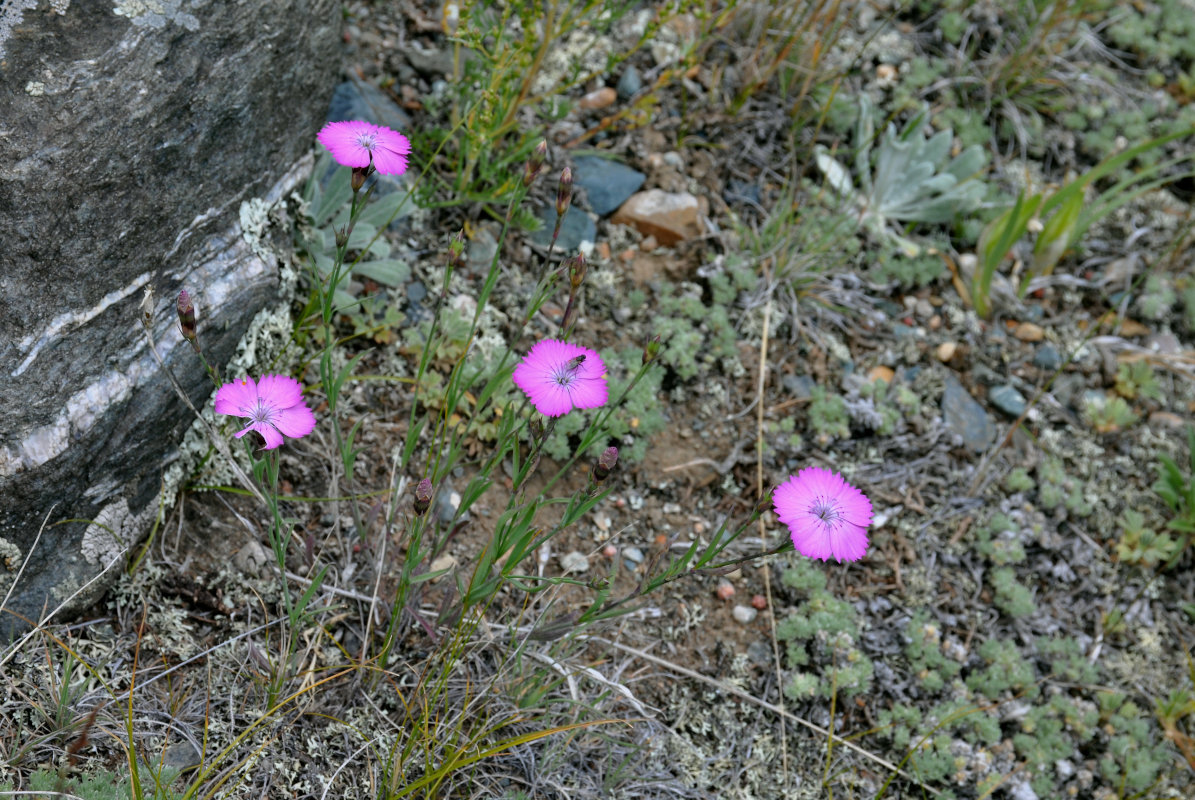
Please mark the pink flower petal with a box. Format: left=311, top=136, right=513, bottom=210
left=273, top=403, right=317, bottom=439
left=248, top=421, right=285, bottom=450
left=317, top=120, right=374, bottom=168
left=214, top=376, right=258, bottom=416
left=256, top=374, right=304, bottom=409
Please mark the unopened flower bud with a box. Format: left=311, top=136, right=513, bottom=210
left=448, top=230, right=467, bottom=270
left=522, top=139, right=548, bottom=187
left=414, top=478, right=434, bottom=516
left=592, top=446, right=619, bottom=483
left=177, top=289, right=198, bottom=349
left=529, top=417, right=544, bottom=443
left=351, top=166, right=369, bottom=192
left=568, top=252, right=587, bottom=289
left=334, top=227, right=349, bottom=249
left=642, top=334, right=661, bottom=365
left=556, top=167, right=573, bottom=217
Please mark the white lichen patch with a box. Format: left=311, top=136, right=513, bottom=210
left=1, top=1, right=68, bottom=60
left=81, top=498, right=132, bottom=567
left=113, top=1, right=200, bottom=31
left=531, top=28, right=613, bottom=96
left=0, top=537, right=23, bottom=594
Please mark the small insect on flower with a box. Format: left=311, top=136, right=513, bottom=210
left=214, top=374, right=316, bottom=450
left=773, top=467, right=873, bottom=563
left=513, top=339, right=608, bottom=417
left=317, top=120, right=411, bottom=176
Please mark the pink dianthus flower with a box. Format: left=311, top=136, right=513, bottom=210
left=214, top=374, right=316, bottom=451
left=773, top=467, right=873, bottom=563
left=317, top=120, right=410, bottom=176
left=513, top=339, right=607, bottom=418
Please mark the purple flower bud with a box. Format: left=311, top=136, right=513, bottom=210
left=177, top=290, right=198, bottom=349
left=522, top=139, right=548, bottom=187
left=556, top=167, right=573, bottom=217
left=568, top=252, right=587, bottom=289
left=592, top=446, right=619, bottom=483
left=351, top=166, right=370, bottom=192
left=414, top=478, right=433, bottom=516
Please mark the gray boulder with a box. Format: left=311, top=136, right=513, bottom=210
left=0, top=1, right=339, bottom=636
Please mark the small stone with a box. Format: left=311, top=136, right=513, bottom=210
left=1033, top=343, right=1062, bottom=371
left=1013, top=321, right=1044, bottom=342
left=782, top=374, right=815, bottom=398
left=732, top=604, right=758, bottom=624
left=594, top=512, right=611, bottom=532
left=989, top=384, right=1027, bottom=417
left=1149, top=411, right=1187, bottom=429
left=528, top=205, right=596, bottom=252
left=867, top=365, right=895, bottom=384
left=935, top=342, right=958, bottom=362
left=716, top=580, right=735, bottom=600
left=234, top=540, right=272, bottom=577
left=941, top=374, right=996, bottom=452
left=578, top=86, right=617, bottom=110
left=746, top=639, right=772, bottom=666
left=914, top=298, right=933, bottom=319
left=623, top=546, right=644, bottom=564
left=1147, top=331, right=1181, bottom=354
left=435, top=488, right=461, bottom=524
left=162, top=740, right=202, bottom=771
left=640, top=234, right=659, bottom=252
left=928, top=314, right=941, bottom=330
left=560, top=551, right=589, bottom=574
left=571, top=155, right=646, bottom=217
left=751, top=594, right=767, bottom=610
left=616, top=65, right=642, bottom=99
left=595, top=241, right=611, bottom=260
left=467, top=225, right=499, bottom=271
left=601, top=544, right=618, bottom=559
left=429, top=554, right=457, bottom=582
left=611, top=189, right=703, bottom=246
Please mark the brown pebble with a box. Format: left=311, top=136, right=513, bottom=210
left=1013, top=322, right=1044, bottom=342
left=716, top=581, right=735, bottom=600
left=751, top=595, right=768, bottom=610
left=928, top=314, right=942, bottom=330
left=867, top=365, right=895, bottom=384
left=578, top=86, right=616, bottom=110
left=935, top=342, right=958, bottom=362
left=640, top=235, right=658, bottom=252
left=595, top=241, right=611, bottom=260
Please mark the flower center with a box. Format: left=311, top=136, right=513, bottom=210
left=552, top=367, right=576, bottom=388
left=810, top=496, right=842, bottom=530
left=355, top=133, right=378, bottom=150
left=249, top=400, right=276, bottom=427
left=552, top=355, right=586, bottom=388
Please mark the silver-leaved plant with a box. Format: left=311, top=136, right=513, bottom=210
left=815, top=95, right=987, bottom=256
